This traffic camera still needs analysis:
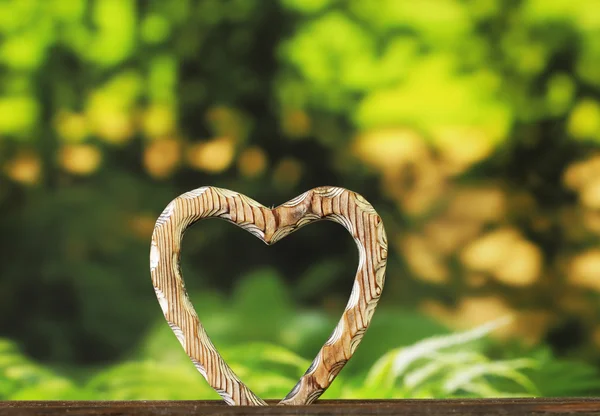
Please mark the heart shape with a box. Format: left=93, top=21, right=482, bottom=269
left=150, top=186, right=388, bottom=405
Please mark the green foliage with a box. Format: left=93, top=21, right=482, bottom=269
left=85, top=361, right=218, bottom=400
left=0, top=339, right=84, bottom=400
left=3, top=274, right=600, bottom=400
left=1, top=0, right=600, bottom=399
left=524, top=347, right=600, bottom=397
left=359, top=317, right=539, bottom=399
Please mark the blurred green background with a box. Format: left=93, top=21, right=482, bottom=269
left=2, top=0, right=600, bottom=401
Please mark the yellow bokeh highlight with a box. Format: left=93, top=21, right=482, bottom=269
left=399, top=233, right=448, bottom=284
left=0, top=96, right=39, bottom=135
left=59, top=144, right=102, bottom=175
left=422, top=296, right=516, bottom=337
left=494, top=240, right=542, bottom=287
left=422, top=296, right=552, bottom=345
left=281, top=108, right=311, bottom=138
left=461, top=228, right=542, bottom=286
left=563, top=154, right=600, bottom=191
left=0, top=31, right=47, bottom=70
left=584, top=210, right=600, bottom=235
left=446, top=186, right=506, bottom=222
left=461, top=228, right=521, bottom=272
left=54, top=110, right=89, bottom=142
left=237, top=146, right=268, bottom=178
left=87, top=92, right=134, bottom=144
left=569, top=249, right=600, bottom=292
left=273, top=157, right=303, bottom=189
left=144, top=138, right=181, bottom=178
left=425, top=218, right=481, bottom=256
left=352, top=128, right=427, bottom=173
left=86, top=0, right=136, bottom=66
left=354, top=55, right=511, bottom=143
left=205, top=106, right=249, bottom=143
left=85, top=72, right=141, bottom=143
left=128, top=214, right=157, bottom=240
left=5, top=152, right=41, bottom=185
left=141, top=104, right=175, bottom=139
left=563, top=155, right=600, bottom=210
left=546, top=73, right=575, bottom=115
left=359, top=129, right=446, bottom=216
left=581, top=177, right=600, bottom=209
left=140, top=14, right=171, bottom=44
left=187, top=137, right=235, bottom=173
left=568, top=99, right=600, bottom=140
left=432, top=127, right=496, bottom=175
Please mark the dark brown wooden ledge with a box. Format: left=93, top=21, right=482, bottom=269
left=2, top=398, right=600, bottom=415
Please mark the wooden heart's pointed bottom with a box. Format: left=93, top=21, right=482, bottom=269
left=150, top=186, right=388, bottom=405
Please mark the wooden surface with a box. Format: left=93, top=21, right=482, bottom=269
left=150, top=186, right=388, bottom=405
left=3, top=399, right=600, bottom=415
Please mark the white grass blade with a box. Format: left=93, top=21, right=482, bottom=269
left=391, top=316, right=513, bottom=378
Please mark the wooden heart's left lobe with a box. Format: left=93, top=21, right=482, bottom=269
left=150, top=186, right=388, bottom=405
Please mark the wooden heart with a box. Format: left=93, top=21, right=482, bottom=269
left=150, top=186, right=388, bottom=405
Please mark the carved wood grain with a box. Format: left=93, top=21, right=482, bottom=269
left=150, top=186, right=388, bottom=406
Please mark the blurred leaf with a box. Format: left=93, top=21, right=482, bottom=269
left=295, top=259, right=346, bottom=300
left=0, top=96, right=39, bottom=135
left=86, top=0, right=136, bottom=66
left=85, top=361, right=219, bottom=400
left=231, top=268, right=293, bottom=343
left=281, top=0, right=333, bottom=14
